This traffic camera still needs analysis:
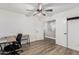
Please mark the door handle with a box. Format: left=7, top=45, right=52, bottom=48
left=64, top=33, right=67, bottom=34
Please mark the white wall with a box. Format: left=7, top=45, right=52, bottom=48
left=50, top=7, right=79, bottom=47
left=0, top=9, right=44, bottom=42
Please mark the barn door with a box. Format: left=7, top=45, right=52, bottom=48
left=67, top=17, right=79, bottom=51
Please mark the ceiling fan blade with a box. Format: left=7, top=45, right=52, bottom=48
left=33, top=12, right=39, bottom=16
left=26, top=9, right=36, bottom=12
left=41, top=12, right=46, bottom=16
left=45, top=9, right=53, bottom=12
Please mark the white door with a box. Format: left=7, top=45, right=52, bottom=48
left=68, top=19, right=79, bottom=51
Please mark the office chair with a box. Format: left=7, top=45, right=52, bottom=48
left=3, top=33, right=23, bottom=55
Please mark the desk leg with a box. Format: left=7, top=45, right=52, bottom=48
left=0, top=45, right=2, bottom=51
left=27, top=37, right=30, bottom=44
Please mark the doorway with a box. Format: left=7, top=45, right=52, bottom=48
left=44, top=20, right=56, bottom=44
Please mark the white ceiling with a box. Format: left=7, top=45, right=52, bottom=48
left=0, top=3, right=79, bottom=16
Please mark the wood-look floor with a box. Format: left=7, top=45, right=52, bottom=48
left=21, top=39, right=79, bottom=55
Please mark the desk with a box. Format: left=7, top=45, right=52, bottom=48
left=0, top=36, right=16, bottom=51
left=0, top=35, right=30, bottom=51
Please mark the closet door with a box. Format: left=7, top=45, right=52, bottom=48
left=68, top=19, right=79, bottom=51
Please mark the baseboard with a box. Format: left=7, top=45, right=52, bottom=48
left=45, top=36, right=56, bottom=39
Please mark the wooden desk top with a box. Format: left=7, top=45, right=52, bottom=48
left=0, top=36, right=16, bottom=44
left=0, top=34, right=29, bottom=44
left=6, top=36, right=16, bottom=43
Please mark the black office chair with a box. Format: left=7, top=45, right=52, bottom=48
left=3, top=33, right=23, bottom=55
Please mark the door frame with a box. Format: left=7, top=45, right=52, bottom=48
left=44, top=20, right=56, bottom=40
left=66, top=16, right=79, bottom=48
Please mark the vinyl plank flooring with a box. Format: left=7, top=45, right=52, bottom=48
left=20, top=39, right=79, bottom=55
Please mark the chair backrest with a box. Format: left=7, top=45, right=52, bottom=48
left=16, top=33, right=22, bottom=47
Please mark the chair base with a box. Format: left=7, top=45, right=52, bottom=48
left=6, top=51, right=20, bottom=55
left=1, top=50, right=23, bottom=55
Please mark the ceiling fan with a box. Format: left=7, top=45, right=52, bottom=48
left=25, top=3, right=53, bottom=16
